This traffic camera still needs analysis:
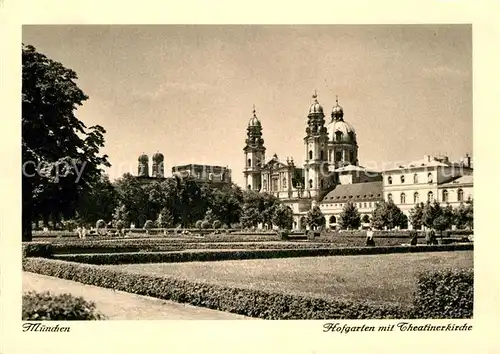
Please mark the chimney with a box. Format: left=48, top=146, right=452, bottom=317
left=424, top=155, right=431, bottom=162
left=465, top=153, right=471, bottom=168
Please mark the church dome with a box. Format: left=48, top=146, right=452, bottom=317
left=308, top=92, right=323, bottom=114
left=327, top=120, right=356, bottom=143
left=138, top=153, right=149, bottom=163
left=331, top=96, right=344, bottom=120
left=248, top=107, right=261, bottom=127
left=152, top=152, right=164, bottom=162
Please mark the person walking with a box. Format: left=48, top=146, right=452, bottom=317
left=366, top=228, right=375, bottom=247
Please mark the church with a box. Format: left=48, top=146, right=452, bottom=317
left=243, top=92, right=473, bottom=230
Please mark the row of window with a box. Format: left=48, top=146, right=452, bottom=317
left=387, top=189, right=465, bottom=204
left=387, top=173, right=433, bottom=185
left=322, top=202, right=375, bottom=209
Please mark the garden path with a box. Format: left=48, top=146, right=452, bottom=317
left=23, top=272, right=253, bottom=320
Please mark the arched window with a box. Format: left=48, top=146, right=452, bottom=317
left=400, top=193, right=406, bottom=204
left=309, top=179, right=313, bottom=188
left=248, top=159, right=251, bottom=167
left=208, top=173, right=213, bottom=181
left=329, top=215, right=336, bottom=224
left=335, top=151, right=342, bottom=162
left=320, top=180, right=324, bottom=188
left=388, top=176, right=393, bottom=185
left=335, top=131, right=343, bottom=141
left=413, top=174, right=418, bottom=184
left=428, top=191, right=434, bottom=202
left=309, top=150, right=313, bottom=160
left=442, top=189, right=448, bottom=202
left=283, top=178, right=287, bottom=189
left=458, top=189, right=464, bottom=202
left=387, top=193, right=393, bottom=202
left=320, top=150, right=324, bottom=160
left=414, top=192, right=419, bottom=203
left=401, top=175, right=405, bottom=184
left=427, top=173, right=433, bottom=183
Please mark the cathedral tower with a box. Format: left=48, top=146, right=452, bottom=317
left=304, top=92, right=330, bottom=198
left=243, top=106, right=266, bottom=191
left=138, top=153, right=149, bottom=177
left=152, top=151, right=165, bottom=178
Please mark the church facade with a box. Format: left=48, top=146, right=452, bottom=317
left=243, top=93, right=473, bottom=230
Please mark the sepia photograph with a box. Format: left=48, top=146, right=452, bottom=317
left=17, top=24, right=477, bottom=325
left=19, top=24, right=475, bottom=323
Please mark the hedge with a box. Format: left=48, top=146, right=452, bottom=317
left=22, top=291, right=106, bottom=320
left=22, top=258, right=472, bottom=319
left=52, top=244, right=473, bottom=265
left=22, top=258, right=409, bottom=319
left=412, top=269, right=473, bottom=319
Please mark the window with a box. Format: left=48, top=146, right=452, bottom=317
left=428, top=191, right=434, bottom=202
left=320, top=150, right=324, bottom=160
left=414, top=192, right=419, bottom=203
left=247, top=185, right=251, bottom=190
left=248, top=159, right=251, bottom=167
left=400, top=193, right=406, bottom=204
left=387, top=193, right=393, bottom=202
left=335, top=131, right=343, bottom=141
left=335, top=151, right=342, bottom=162
left=364, top=203, right=367, bottom=208
left=458, top=189, right=464, bottom=202
left=283, top=178, right=287, bottom=189
left=442, top=189, right=448, bottom=202
left=320, top=180, right=324, bottom=188
left=413, top=173, right=418, bottom=184
left=309, top=150, right=313, bottom=160
left=388, top=176, right=393, bottom=185
left=329, top=215, right=336, bottom=224
left=401, top=175, right=405, bottom=184
left=309, top=179, right=313, bottom=188
left=427, top=173, right=433, bottom=183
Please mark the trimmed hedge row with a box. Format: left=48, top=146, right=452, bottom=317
left=412, top=269, right=473, bottom=319
left=22, top=291, right=106, bottom=320
left=22, top=257, right=473, bottom=319
left=22, top=258, right=409, bottom=319
left=52, top=244, right=474, bottom=265
left=25, top=238, right=426, bottom=256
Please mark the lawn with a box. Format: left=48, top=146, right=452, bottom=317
left=105, top=250, right=473, bottom=307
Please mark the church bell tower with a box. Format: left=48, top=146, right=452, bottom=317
left=243, top=106, right=266, bottom=191
left=304, top=91, right=329, bottom=198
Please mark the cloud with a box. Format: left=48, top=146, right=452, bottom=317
left=421, top=65, right=470, bottom=78
left=132, top=81, right=214, bottom=100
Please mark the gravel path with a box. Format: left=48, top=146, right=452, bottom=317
left=23, top=272, right=253, bottom=320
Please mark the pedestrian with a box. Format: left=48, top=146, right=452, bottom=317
left=366, top=228, right=375, bottom=247
left=81, top=226, right=87, bottom=240
left=410, top=230, right=418, bottom=246
left=76, top=226, right=82, bottom=239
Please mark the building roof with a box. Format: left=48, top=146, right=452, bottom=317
left=438, top=175, right=473, bottom=187
left=321, top=181, right=383, bottom=203
left=330, top=164, right=379, bottom=173
left=384, top=155, right=472, bottom=172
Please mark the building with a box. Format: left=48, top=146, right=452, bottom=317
left=172, top=164, right=232, bottom=189
left=243, top=92, right=473, bottom=230
left=135, top=153, right=232, bottom=190
left=136, top=152, right=167, bottom=184
left=383, top=155, right=473, bottom=217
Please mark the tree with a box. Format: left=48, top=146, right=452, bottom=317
left=272, top=204, right=294, bottom=230
left=361, top=214, right=370, bottom=224
left=22, top=44, right=110, bottom=240
left=112, top=202, right=131, bottom=228
left=76, top=174, right=117, bottom=225
left=156, top=207, right=174, bottom=228
left=370, top=201, right=404, bottom=230
left=339, top=201, right=360, bottom=230
left=409, top=202, right=425, bottom=230
left=465, top=198, right=473, bottom=230
left=240, top=205, right=261, bottom=229
left=422, top=201, right=443, bottom=229
left=305, top=205, right=326, bottom=230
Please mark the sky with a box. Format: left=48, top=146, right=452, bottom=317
left=22, top=25, right=472, bottom=187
